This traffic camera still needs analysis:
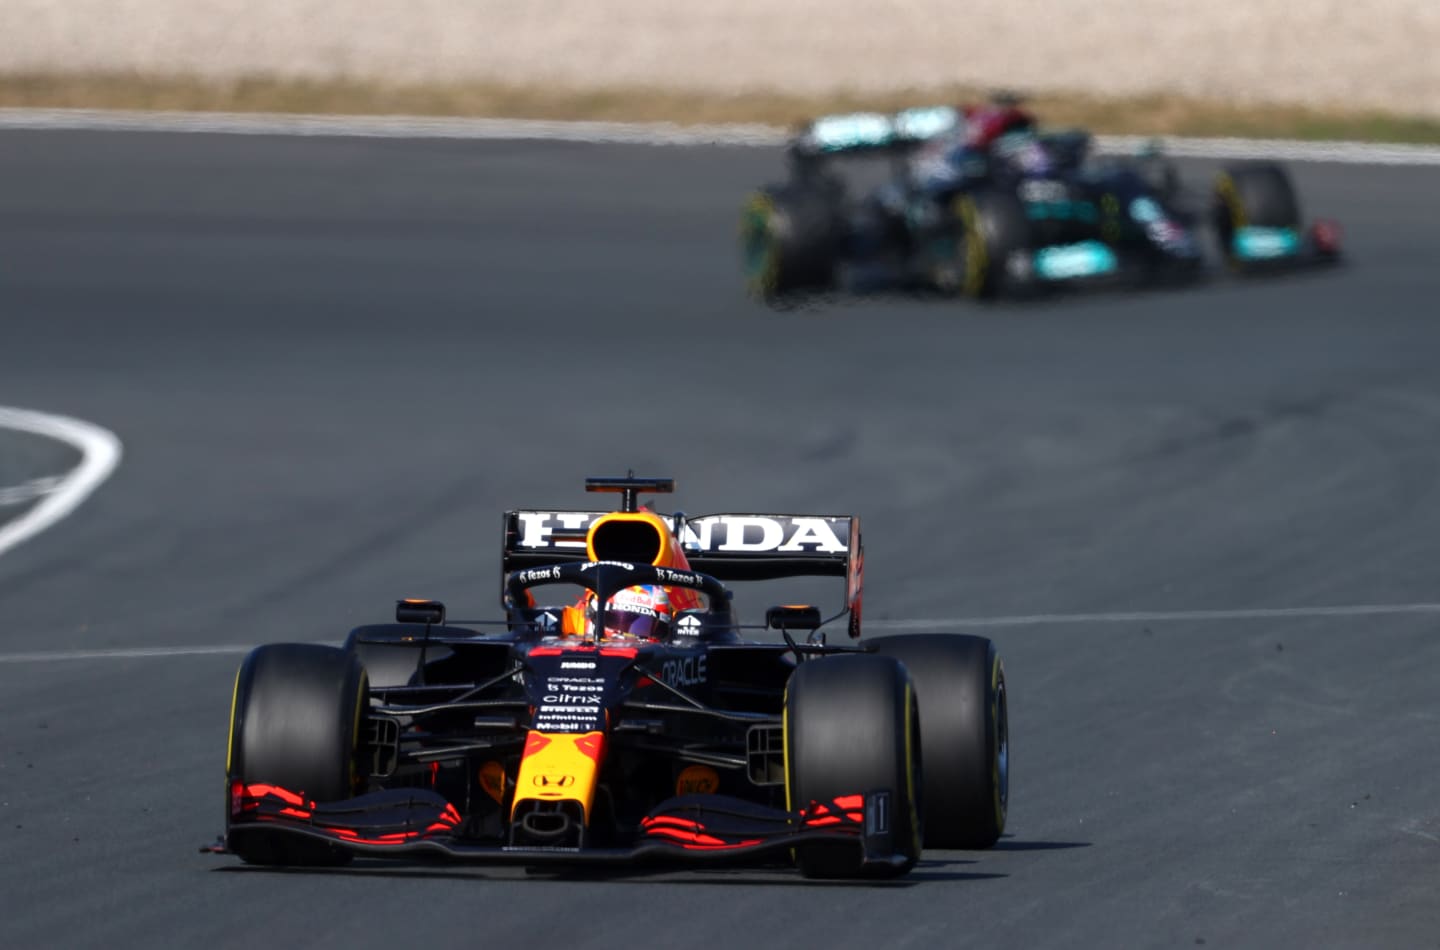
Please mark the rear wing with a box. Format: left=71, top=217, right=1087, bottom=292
left=502, top=510, right=865, bottom=637
left=790, top=105, right=962, bottom=160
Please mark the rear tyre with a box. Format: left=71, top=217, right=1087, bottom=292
left=870, top=634, right=1007, bottom=848
left=785, top=654, right=921, bottom=878
left=741, top=181, right=842, bottom=302
left=955, top=190, right=1032, bottom=299
left=1212, top=163, right=1301, bottom=266
left=226, top=643, right=369, bottom=866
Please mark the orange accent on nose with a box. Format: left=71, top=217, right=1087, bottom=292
left=574, top=733, right=604, bottom=763
left=524, top=733, right=553, bottom=756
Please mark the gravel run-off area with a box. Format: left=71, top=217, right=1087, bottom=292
left=3, top=1, right=1438, bottom=116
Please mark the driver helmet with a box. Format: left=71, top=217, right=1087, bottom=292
left=583, top=585, right=673, bottom=641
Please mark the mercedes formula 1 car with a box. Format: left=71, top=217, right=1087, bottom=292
left=741, top=101, right=1341, bottom=303
left=206, top=476, right=1009, bottom=879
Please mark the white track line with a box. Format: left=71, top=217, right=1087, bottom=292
left=0, top=644, right=255, bottom=664
left=2, top=108, right=1440, bottom=166
left=5, top=602, right=1440, bottom=663
left=0, top=108, right=785, bottom=147
left=0, top=406, right=123, bottom=559
left=865, top=602, right=1440, bottom=631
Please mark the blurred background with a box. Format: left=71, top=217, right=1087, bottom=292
left=2, top=5, right=1440, bottom=949
left=2, top=1, right=1438, bottom=137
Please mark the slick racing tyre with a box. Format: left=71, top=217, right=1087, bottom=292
left=955, top=189, right=1031, bottom=299
left=871, top=634, right=1007, bottom=849
left=1212, top=162, right=1301, bottom=266
left=226, top=643, right=369, bottom=866
left=784, top=654, right=921, bottom=878
left=741, top=182, right=842, bottom=302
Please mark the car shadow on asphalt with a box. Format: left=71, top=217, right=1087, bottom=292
left=207, top=836, right=1087, bottom=885
left=209, top=856, right=1005, bottom=886
left=987, top=837, right=1092, bottom=852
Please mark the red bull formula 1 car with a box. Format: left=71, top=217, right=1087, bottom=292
left=205, top=476, right=1009, bottom=879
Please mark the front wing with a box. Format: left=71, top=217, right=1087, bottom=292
left=206, top=785, right=908, bottom=871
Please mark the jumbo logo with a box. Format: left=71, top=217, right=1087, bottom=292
left=533, top=774, right=576, bottom=788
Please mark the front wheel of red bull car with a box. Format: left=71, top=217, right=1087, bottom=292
left=784, top=654, right=922, bottom=878
left=225, top=643, right=369, bottom=866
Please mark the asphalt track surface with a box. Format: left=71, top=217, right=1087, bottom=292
left=1, top=129, right=1439, bottom=949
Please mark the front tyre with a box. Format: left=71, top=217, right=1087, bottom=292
left=1212, top=163, right=1301, bottom=267
left=955, top=190, right=1032, bottom=299
left=870, top=634, right=1007, bottom=848
left=785, top=654, right=922, bottom=878
left=741, top=183, right=842, bottom=303
left=225, top=643, right=369, bottom=866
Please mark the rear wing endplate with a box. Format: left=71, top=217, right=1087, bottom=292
left=502, top=510, right=865, bottom=637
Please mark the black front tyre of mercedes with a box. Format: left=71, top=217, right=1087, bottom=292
left=784, top=654, right=922, bottom=878
left=741, top=182, right=842, bottom=303
left=225, top=643, right=369, bottom=866
left=955, top=189, right=1032, bottom=299
left=1212, top=162, right=1302, bottom=267
left=870, top=634, right=1007, bottom=849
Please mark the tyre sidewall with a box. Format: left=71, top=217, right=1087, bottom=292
left=226, top=643, right=368, bottom=865
left=784, top=654, right=921, bottom=878
left=870, top=634, right=1007, bottom=848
